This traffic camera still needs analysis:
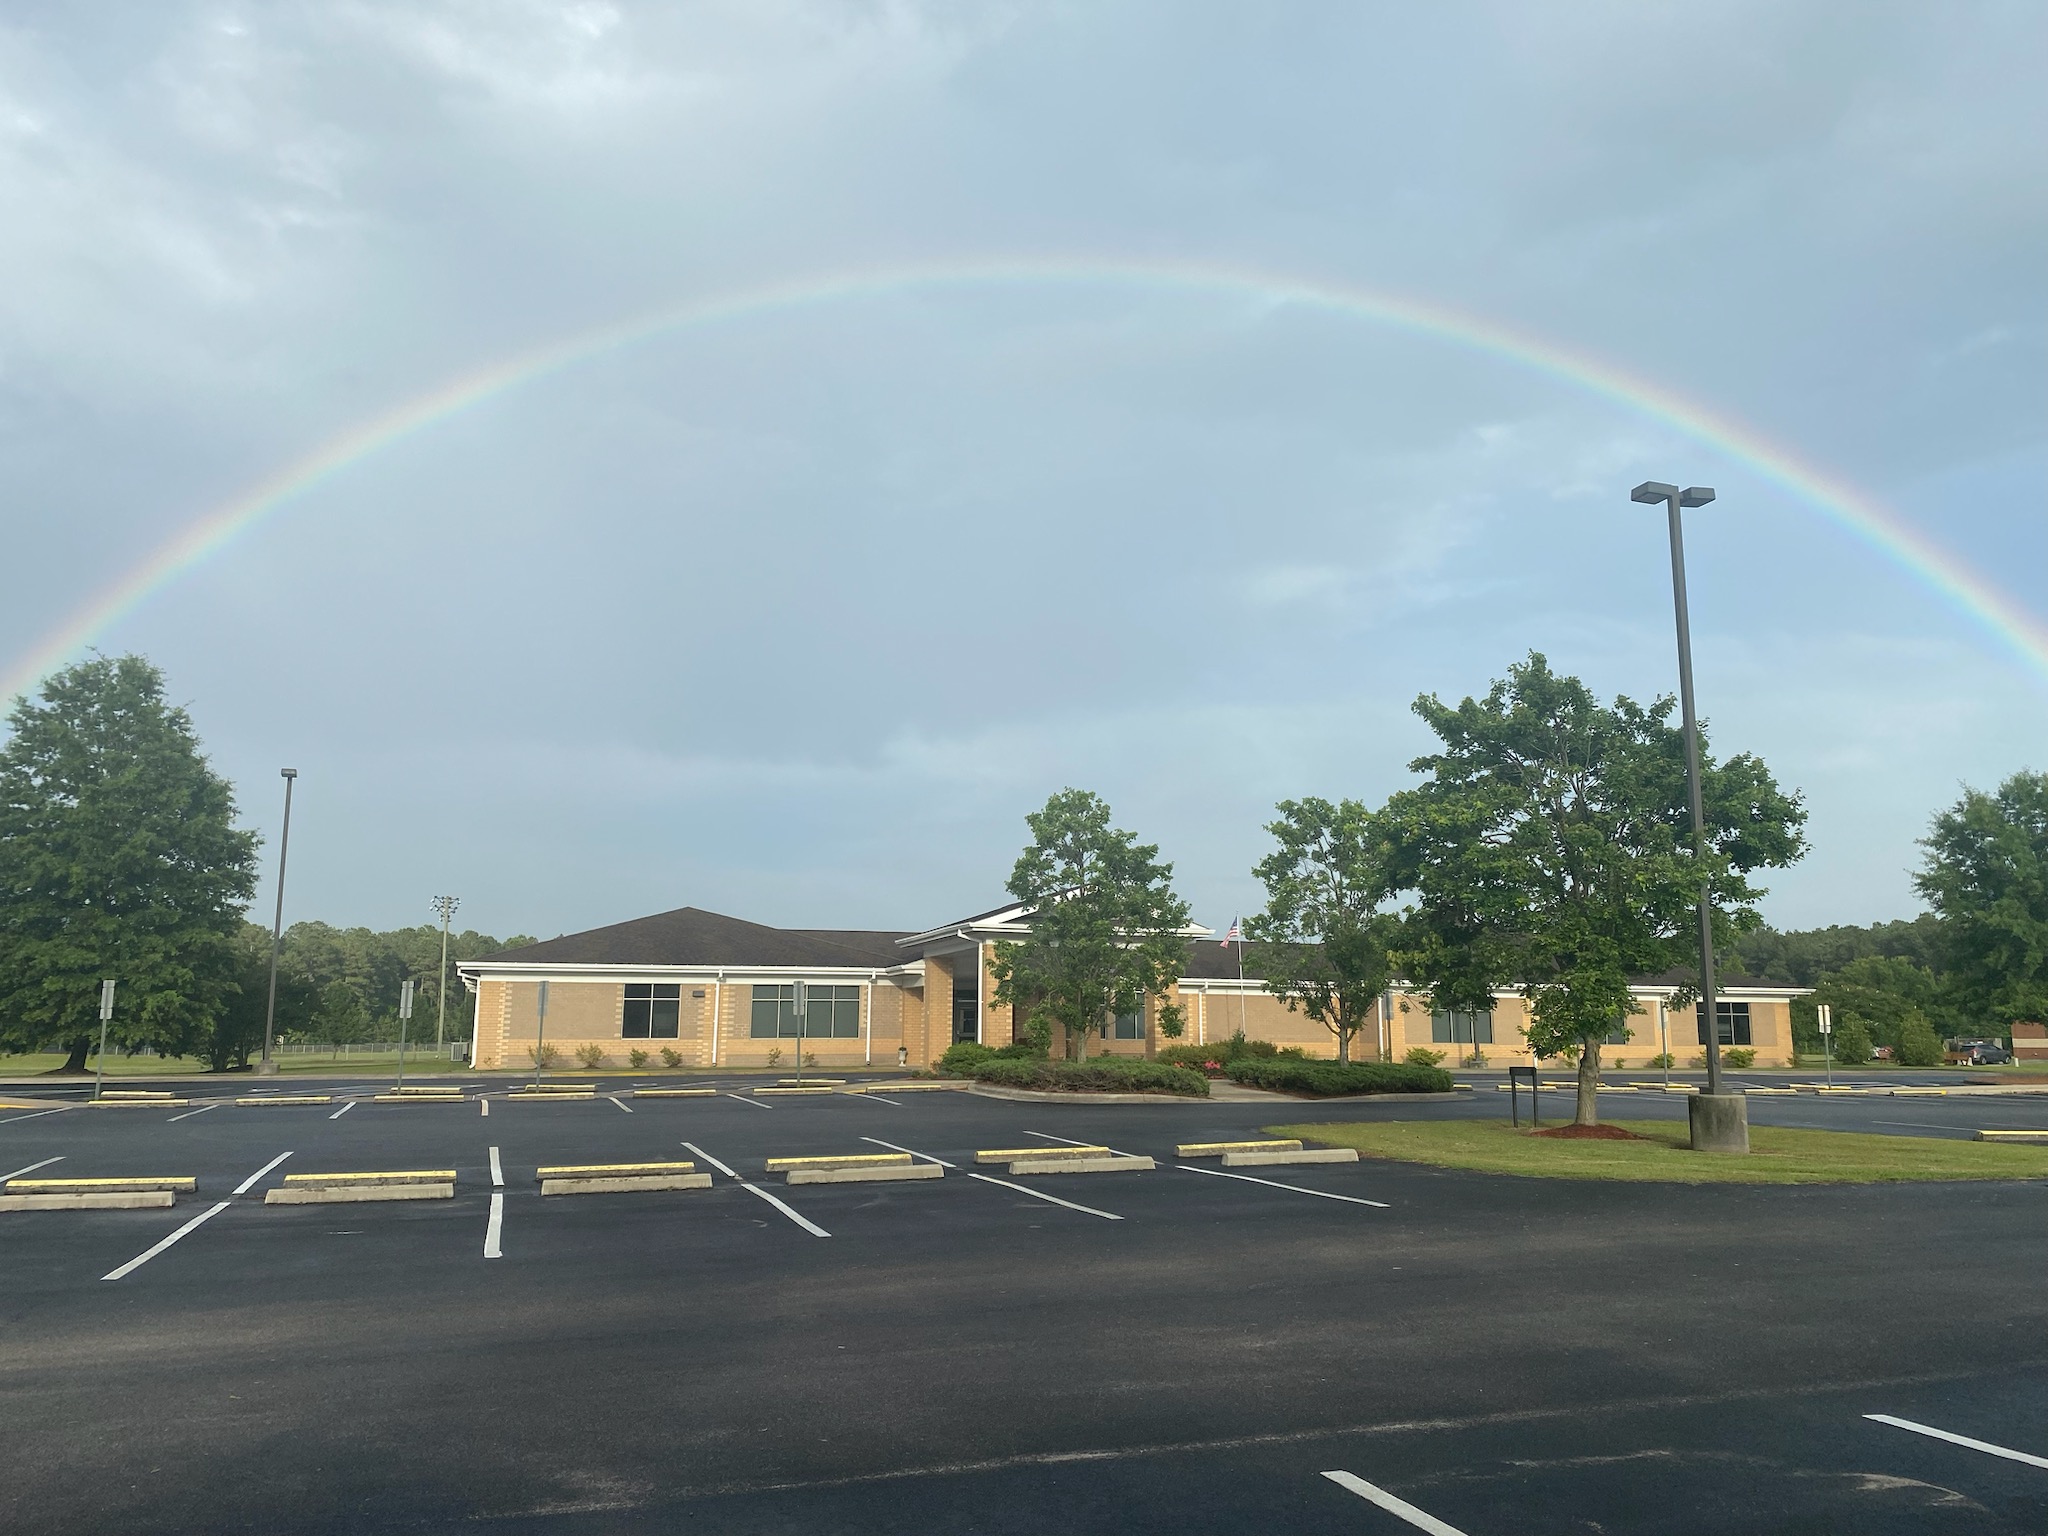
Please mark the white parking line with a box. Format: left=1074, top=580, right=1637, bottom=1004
left=167, top=1103, right=219, bottom=1122
left=328, top=1101, right=355, bottom=1120
left=234, top=1151, right=295, bottom=1194
left=103, top=1203, right=232, bottom=1281
left=2, top=1156, right=63, bottom=1181
left=725, top=1094, right=771, bottom=1109
left=1177, top=1164, right=1390, bottom=1207
left=489, top=1146, right=504, bottom=1187
left=480, top=1098, right=490, bottom=1117
left=608, top=1095, right=633, bottom=1113
left=681, top=1141, right=739, bottom=1178
left=0, top=1107, right=72, bottom=1124
left=1322, top=1471, right=1469, bottom=1534
left=968, top=1173, right=1123, bottom=1220
left=484, top=1193, right=505, bottom=1259
left=1866, top=1414, right=2048, bottom=1469
left=860, top=1135, right=955, bottom=1168
left=739, top=1182, right=831, bottom=1237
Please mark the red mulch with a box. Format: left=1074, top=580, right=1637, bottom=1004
left=1531, top=1123, right=1649, bottom=1141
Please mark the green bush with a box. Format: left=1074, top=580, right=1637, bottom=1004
left=1404, top=1046, right=1446, bottom=1067
left=971, top=1056, right=1208, bottom=1096
left=1225, top=1058, right=1453, bottom=1096
left=627, top=1048, right=650, bottom=1069
left=529, top=1043, right=562, bottom=1070
left=574, top=1043, right=608, bottom=1070
left=1647, top=1052, right=1674, bottom=1068
left=939, top=1040, right=1045, bottom=1075
left=658, top=1047, right=683, bottom=1068
left=1722, top=1047, right=1756, bottom=1069
left=1895, top=1014, right=1945, bottom=1068
left=1832, top=1016, right=1873, bottom=1066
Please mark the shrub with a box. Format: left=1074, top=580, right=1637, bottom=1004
left=1722, top=1047, right=1756, bottom=1069
left=1895, top=1014, right=1945, bottom=1068
left=659, top=1047, right=683, bottom=1068
left=1225, top=1058, right=1453, bottom=1096
left=529, top=1043, right=562, bottom=1070
left=1647, top=1052, right=1674, bottom=1069
left=1404, top=1047, right=1446, bottom=1067
left=766, top=1046, right=783, bottom=1068
left=970, top=1056, right=1208, bottom=1097
left=574, top=1043, right=608, bottom=1070
left=1832, top=1016, right=1873, bottom=1066
left=627, top=1049, right=650, bottom=1069
left=939, top=1041, right=995, bottom=1075
left=803, top=1050, right=819, bottom=1068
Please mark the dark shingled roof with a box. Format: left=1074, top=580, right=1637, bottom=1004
left=482, top=907, right=911, bottom=969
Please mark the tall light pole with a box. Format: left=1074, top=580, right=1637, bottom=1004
left=1632, top=481, right=1745, bottom=1152
left=258, top=768, right=298, bottom=1076
left=432, top=895, right=460, bottom=1055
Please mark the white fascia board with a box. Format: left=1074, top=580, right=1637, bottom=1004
left=457, top=960, right=924, bottom=986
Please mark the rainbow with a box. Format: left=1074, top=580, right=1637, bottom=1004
left=7, top=256, right=2045, bottom=702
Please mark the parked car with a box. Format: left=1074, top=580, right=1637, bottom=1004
left=1946, top=1039, right=2012, bottom=1065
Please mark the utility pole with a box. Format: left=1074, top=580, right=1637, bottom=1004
left=432, top=895, right=460, bottom=1055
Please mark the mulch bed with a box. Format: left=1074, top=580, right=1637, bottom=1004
left=1531, top=1123, right=1650, bottom=1141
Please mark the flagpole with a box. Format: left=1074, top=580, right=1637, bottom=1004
left=1233, top=918, right=1247, bottom=1040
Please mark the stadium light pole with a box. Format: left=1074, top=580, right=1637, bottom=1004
left=258, top=768, right=298, bottom=1076
left=1631, top=482, right=1738, bottom=1128
left=432, top=895, right=460, bottom=1055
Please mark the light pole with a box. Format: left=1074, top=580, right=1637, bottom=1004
left=1632, top=480, right=1746, bottom=1152
left=432, top=895, right=459, bottom=1056
left=259, top=768, right=298, bottom=1076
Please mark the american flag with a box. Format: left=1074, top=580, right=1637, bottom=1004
left=1221, top=917, right=1240, bottom=946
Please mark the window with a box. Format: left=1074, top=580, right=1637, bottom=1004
left=623, top=984, right=680, bottom=1039
left=750, top=984, right=861, bottom=1038
left=1695, top=1001, right=1752, bottom=1046
left=1430, top=1010, right=1493, bottom=1045
left=1602, top=1021, right=1631, bottom=1046
left=1112, top=1010, right=1144, bottom=1040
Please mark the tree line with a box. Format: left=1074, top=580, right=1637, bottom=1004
left=0, top=655, right=529, bottom=1072
left=993, top=654, right=2048, bottom=1126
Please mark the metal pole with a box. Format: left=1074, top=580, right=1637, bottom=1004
left=94, top=979, right=116, bottom=1101
left=433, top=896, right=458, bottom=1050
left=396, top=978, right=414, bottom=1089
left=531, top=980, right=550, bottom=1087
left=1662, top=493, right=1722, bottom=1098
left=1660, top=1000, right=1670, bottom=1089
left=260, top=769, right=298, bottom=1076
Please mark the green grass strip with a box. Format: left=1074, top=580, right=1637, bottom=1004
left=1272, top=1118, right=2048, bottom=1185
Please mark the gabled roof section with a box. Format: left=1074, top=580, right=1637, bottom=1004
left=897, top=899, right=1217, bottom=950
left=476, top=907, right=911, bottom=970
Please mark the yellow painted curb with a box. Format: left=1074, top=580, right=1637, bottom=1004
left=7, top=1176, right=195, bottom=1193
left=536, top=1161, right=698, bottom=1179
left=266, top=1184, right=452, bottom=1204
left=542, top=1173, right=712, bottom=1195
left=101, top=1091, right=176, bottom=1100
left=283, top=1169, right=455, bottom=1186
left=777, top=1078, right=847, bottom=1086
left=1007, top=1155, right=1155, bottom=1175
left=632, top=1088, right=717, bottom=1097
left=234, top=1095, right=334, bottom=1105
left=1176, top=1140, right=1303, bottom=1158
left=763, top=1152, right=909, bottom=1172
left=87, top=1098, right=190, bottom=1107
left=371, top=1093, right=464, bottom=1103
left=787, top=1163, right=943, bottom=1185
left=975, top=1145, right=1107, bottom=1164
left=0, top=1190, right=175, bottom=1211
left=1976, top=1130, right=2048, bottom=1142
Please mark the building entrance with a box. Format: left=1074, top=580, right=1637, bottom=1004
left=952, top=995, right=979, bottom=1045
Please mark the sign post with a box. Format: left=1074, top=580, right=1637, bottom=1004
left=1509, top=1064, right=1539, bottom=1128
left=1817, top=1003, right=1833, bottom=1088
left=792, top=981, right=808, bottom=1085
left=93, top=980, right=116, bottom=1102
left=396, top=978, right=415, bottom=1089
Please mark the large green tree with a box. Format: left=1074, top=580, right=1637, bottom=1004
left=1246, top=797, right=1402, bottom=1064
left=1915, top=770, right=2048, bottom=1029
left=1388, top=653, right=1806, bottom=1126
left=990, top=789, right=1190, bottom=1061
left=0, top=655, right=258, bottom=1069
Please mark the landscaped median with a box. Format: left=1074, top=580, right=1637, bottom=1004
left=1224, top=1059, right=1455, bottom=1097
left=939, top=1044, right=1209, bottom=1097
left=1273, top=1119, right=2048, bottom=1184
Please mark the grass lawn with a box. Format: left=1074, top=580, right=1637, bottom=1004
left=1274, top=1117, right=2048, bottom=1184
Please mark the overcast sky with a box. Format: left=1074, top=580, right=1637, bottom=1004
left=2, top=1, right=2042, bottom=943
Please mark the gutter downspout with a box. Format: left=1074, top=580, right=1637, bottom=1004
left=711, top=969, right=724, bottom=1066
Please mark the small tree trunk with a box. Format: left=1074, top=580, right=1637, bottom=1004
left=62, top=1037, right=91, bottom=1073
left=1336, top=1024, right=1351, bottom=1065
left=1575, top=1041, right=1601, bottom=1127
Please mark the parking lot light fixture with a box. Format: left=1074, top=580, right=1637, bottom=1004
left=259, top=768, right=298, bottom=1077
left=1630, top=482, right=1736, bottom=1115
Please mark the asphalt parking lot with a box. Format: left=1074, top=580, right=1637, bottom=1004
left=5, top=1077, right=2048, bottom=1534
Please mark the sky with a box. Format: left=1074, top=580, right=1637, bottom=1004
left=1, top=1, right=2043, bottom=944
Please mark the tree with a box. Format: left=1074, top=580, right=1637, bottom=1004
left=1246, top=797, right=1402, bottom=1064
left=989, top=789, right=1190, bottom=1061
left=0, top=656, right=258, bottom=1070
left=312, top=980, right=372, bottom=1058
left=1831, top=1013, right=1873, bottom=1066
left=1916, top=771, right=2048, bottom=1030
left=1388, top=653, right=1806, bottom=1126
left=1895, top=1013, right=1945, bottom=1068
left=204, top=925, right=318, bottom=1073
left=1796, top=956, right=1954, bottom=1056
